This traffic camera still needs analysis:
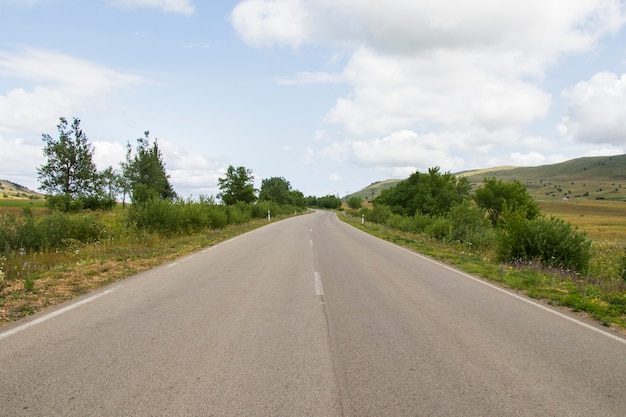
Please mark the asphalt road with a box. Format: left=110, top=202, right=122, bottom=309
left=1, top=210, right=625, bottom=416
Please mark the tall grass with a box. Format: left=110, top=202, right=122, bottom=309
left=0, top=201, right=307, bottom=289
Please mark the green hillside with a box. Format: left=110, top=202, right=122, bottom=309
left=347, top=154, right=626, bottom=202
left=346, top=179, right=402, bottom=202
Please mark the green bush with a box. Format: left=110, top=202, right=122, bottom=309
left=412, top=213, right=433, bottom=233
left=425, top=217, right=451, bottom=240
left=128, top=198, right=177, bottom=234
left=387, top=213, right=416, bottom=232
left=0, top=211, right=104, bottom=254
left=367, top=204, right=393, bottom=224
left=498, top=210, right=591, bottom=274
left=445, top=202, right=496, bottom=248
left=206, top=205, right=228, bottom=229
left=226, top=202, right=253, bottom=224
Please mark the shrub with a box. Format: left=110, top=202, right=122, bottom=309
left=0, top=211, right=104, bottom=254
left=425, top=217, right=451, bottom=240
left=367, top=204, right=393, bottom=224
left=206, top=205, right=228, bottom=229
left=347, top=197, right=362, bottom=209
left=387, top=213, right=415, bottom=232
left=445, top=202, right=496, bottom=248
left=498, top=209, right=591, bottom=274
left=412, top=213, right=433, bottom=233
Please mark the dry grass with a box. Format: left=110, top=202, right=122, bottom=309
left=538, top=200, right=626, bottom=241
left=0, top=219, right=274, bottom=326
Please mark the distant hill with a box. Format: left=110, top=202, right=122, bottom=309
left=0, top=180, right=44, bottom=200
left=346, top=154, right=626, bottom=202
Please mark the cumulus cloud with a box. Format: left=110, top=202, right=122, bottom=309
left=232, top=0, right=623, bottom=56
left=326, top=47, right=552, bottom=136
left=93, top=141, right=128, bottom=171
left=230, top=0, right=310, bottom=48
left=108, top=0, right=195, bottom=15
left=560, top=71, right=626, bottom=145
left=0, top=134, right=44, bottom=189
left=232, top=0, right=626, bottom=173
left=352, top=130, right=447, bottom=167
left=158, top=140, right=225, bottom=197
left=0, top=48, right=143, bottom=134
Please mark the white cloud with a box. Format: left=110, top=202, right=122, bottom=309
left=0, top=134, right=44, bottom=190
left=232, top=0, right=624, bottom=57
left=0, top=87, right=72, bottom=134
left=0, top=48, right=143, bottom=134
left=560, top=71, right=626, bottom=145
left=93, top=141, right=127, bottom=171
left=158, top=140, right=225, bottom=197
left=326, top=47, right=552, bottom=137
left=509, top=152, right=550, bottom=166
left=328, top=173, right=341, bottom=182
left=352, top=130, right=447, bottom=167
left=584, top=146, right=625, bottom=156
left=108, top=0, right=195, bottom=15
left=232, top=0, right=626, bottom=178
left=230, top=0, right=310, bottom=48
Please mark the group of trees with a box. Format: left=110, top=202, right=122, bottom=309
left=37, top=118, right=176, bottom=212
left=37, top=117, right=310, bottom=213
left=217, top=168, right=306, bottom=208
left=360, top=167, right=591, bottom=274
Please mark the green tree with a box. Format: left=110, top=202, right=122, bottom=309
left=100, top=166, right=121, bottom=201
left=375, top=167, right=470, bottom=216
left=218, top=165, right=257, bottom=205
left=37, top=117, right=108, bottom=211
left=347, top=196, right=362, bottom=209
left=259, top=176, right=305, bottom=207
left=317, top=195, right=342, bottom=209
left=473, top=177, right=539, bottom=226
left=123, top=132, right=176, bottom=204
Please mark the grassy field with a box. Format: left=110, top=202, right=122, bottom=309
left=0, top=198, right=47, bottom=215
left=537, top=200, right=626, bottom=241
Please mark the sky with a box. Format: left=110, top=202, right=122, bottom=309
left=1, top=0, right=626, bottom=199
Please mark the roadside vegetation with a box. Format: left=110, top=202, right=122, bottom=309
left=1, top=116, right=624, bottom=331
left=0, top=117, right=322, bottom=325
left=341, top=167, right=626, bottom=330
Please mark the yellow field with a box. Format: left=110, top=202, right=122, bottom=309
left=538, top=200, right=626, bottom=242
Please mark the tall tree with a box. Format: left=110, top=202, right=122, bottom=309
left=37, top=117, right=106, bottom=210
left=123, top=132, right=176, bottom=204
left=258, top=176, right=305, bottom=207
left=375, top=167, right=470, bottom=216
left=37, top=117, right=115, bottom=211
left=100, top=166, right=121, bottom=200
left=473, top=177, right=539, bottom=226
left=218, top=165, right=256, bottom=205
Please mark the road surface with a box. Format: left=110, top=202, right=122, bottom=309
left=1, top=210, right=625, bottom=416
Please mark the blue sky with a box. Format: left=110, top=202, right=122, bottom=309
left=1, top=0, right=625, bottom=199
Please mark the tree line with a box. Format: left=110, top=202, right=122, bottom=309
left=351, top=167, right=591, bottom=274
left=36, top=117, right=329, bottom=212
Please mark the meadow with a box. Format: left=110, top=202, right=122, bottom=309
left=537, top=200, right=626, bottom=241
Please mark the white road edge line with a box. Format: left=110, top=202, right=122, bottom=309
left=0, top=288, right=117, bottom=341
left=314, top=272, right=324, bottom=296
left=391, top=243, right=626, bottom=346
